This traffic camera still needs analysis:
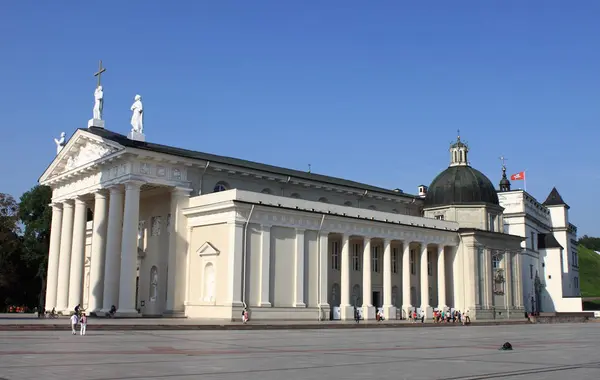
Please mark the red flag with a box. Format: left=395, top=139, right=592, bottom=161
left=510, top=171, right=525, bottom=181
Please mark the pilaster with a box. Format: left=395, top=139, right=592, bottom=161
left=294, top=228, right=306, bottom=307
left=88, top=190, right=108, bottom=314
left=165, top=187, right=192, bottom=313
left=55, top=199, right=74, bottom=313
left=484, top=248, right=493, bottom=308
left=45, top=203, right=63, bottom=311
left=505, top=250, right=513, bottom=310
left=227, top=221, right=244, bottom=307
left=258, top=224, right=272, bottom=307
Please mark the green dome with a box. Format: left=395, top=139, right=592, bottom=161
left=424, top=166, right=499, bottom=208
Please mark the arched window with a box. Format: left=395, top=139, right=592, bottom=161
left=261, top=188, right=272, bottom=194
left=149, top=266, right=158, bottom=302
left=318, top=197, right=329, bottom=203
left=344, top=201, right=353, bottom=207
left=203, top=263, right=215, bottom=302
left=213, top=182, right=229, bottom=193
left=290, top=193, right=301, bottom=199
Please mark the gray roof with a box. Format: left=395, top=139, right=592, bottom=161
left=85, top=127, right=418, bottom=199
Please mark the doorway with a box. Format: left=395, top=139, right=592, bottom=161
left=372, top=291, right=382, bottom=308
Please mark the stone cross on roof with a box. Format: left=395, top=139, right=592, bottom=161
left=94, top=60, right=106, bottom=88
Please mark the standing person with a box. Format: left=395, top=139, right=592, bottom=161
left=70, top=314, right=79, bottom=335
left=80, top=314, right=87, bottom=335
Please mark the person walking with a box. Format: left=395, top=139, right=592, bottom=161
left=80, top=314, right=87, bottom=335
left=70, top=314, right=79, bottom=335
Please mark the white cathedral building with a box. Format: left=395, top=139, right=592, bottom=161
left=40, top=118, right=582, bottom=321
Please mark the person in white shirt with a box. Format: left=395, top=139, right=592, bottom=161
left=70, top=314, right=78, bottom=335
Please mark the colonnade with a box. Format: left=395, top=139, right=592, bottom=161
left=336, top=234, right=453, bottom=320
left=45, top=181, right=144, bottom=315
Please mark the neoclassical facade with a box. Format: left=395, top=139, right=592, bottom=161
left=40, top=126, right=548, bottom=320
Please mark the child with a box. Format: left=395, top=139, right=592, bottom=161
left=80, top=314, right=87, bottom=335
left=70, top=314, right=79, bottom=335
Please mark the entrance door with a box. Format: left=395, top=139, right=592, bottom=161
left=372, top=291, right=381, bottom=308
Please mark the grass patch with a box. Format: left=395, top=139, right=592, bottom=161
left=578, top=244, right=600, bottom=297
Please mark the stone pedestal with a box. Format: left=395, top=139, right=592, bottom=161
left=340, top=305, right=354, bottom=321
left=88, top=118, right=105, bottom=128
left=362, top=305, right=376, bottom=320
left=128, top=131, right=145, bottom=142
left=383, top=305, right=396, bottom=320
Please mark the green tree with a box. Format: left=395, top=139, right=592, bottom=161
left=578, top=235, right=600, bottom=251
left=18, top=185, right=52, bottom=310
left=0, top=193, right=23, bottom=310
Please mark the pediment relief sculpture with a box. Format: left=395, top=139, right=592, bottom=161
left=63, top=141, right=112, bottom=172
left=197, top=241, right=220, bottom=257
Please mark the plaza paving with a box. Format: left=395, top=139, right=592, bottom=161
left=0, top=323, right=599, bottom=380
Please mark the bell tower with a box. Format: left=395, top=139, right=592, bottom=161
left=499, top=156, right=511, bottom=192
left=449, top=131, right=469, bottom=167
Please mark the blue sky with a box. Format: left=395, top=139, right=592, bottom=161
left=1, top=1, right=599, bottom=236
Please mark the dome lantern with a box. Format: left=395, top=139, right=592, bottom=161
left=449, top=130, right=469, bottom=167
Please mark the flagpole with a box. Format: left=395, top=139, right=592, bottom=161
left=524, top=169, right=527, bottom=192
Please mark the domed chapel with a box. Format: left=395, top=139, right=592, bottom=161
left=40, top=77, right=582, bottom=320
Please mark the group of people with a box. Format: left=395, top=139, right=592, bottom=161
left=70, top=304, right=88, bottom=335
left=433, top=308, right=470, bottom=325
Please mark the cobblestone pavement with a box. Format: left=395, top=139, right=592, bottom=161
left=0, top=323, right=599, bottom=380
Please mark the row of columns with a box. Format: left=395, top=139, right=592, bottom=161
left=338, top=235, right=451, bottom=320
left=45, top=181, right=144, bottom=315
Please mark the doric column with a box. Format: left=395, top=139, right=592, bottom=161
left=318, top=233, right=329, bottom=312
left=420, top=242, right=432, bottom=318
left=505, top=251, right=513, bottom=311
left=437, top=245, right=447, bottom=310
left=67, top=196, right=88, bottom=310
left=258, top=224, right=272, bottom=306
left=116, top=181, right=143, bottom=316
left=513, top=252, right=523, bottom=308
left=383, top=238, right=395, bottom=319
left=101, top=186, right=124, bottom=314
left=294, top=228, right=306, bottom=307
left=55, top=200, right=74, bottom=313
left=227, top=221, right=244, bottom=307
left=362, top=237, right=374, bottom=319
left=401, top=242, right=412, bottom=317
left=88, top=191, right=108, bottom=314
left=165, top=187, right=192, bottom=313
left=340, top=234, right=352, bottom=320
left=44, top=202, right=63, bottom=311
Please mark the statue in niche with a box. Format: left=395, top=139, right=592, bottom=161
left=149, top=266, right=158, bottom=302
left=151, top=216, right=161, bottom=236
left=493, top=269, right=505, bottom=295
left=203, top=263, right=215, bottom=302
left=54, top=132, right=66, bottom=155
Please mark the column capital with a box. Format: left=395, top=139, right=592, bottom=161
left=49, top=201, right=63, bottom=210
left=124, top=180, right=145, bottom=190
left=93, top=189, right=109, bottom=199
left=62, top=198, right=75, bottom=207
left=437, top=245, right=445, bottom=253
left=108, top=185, right=124, bottom=194
left=295, top=228, right=305, bottom=234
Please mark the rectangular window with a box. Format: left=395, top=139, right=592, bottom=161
left=489, top=214, right=496, bottom=232
left=410, top=249, right=416, bottom=275
left=575, top=277, right=579, bottom=288
left=427, top=252, right=432, bottom=276
left=352, top=243, right=361, bottom=271
left=530, top=232, right=536, bottom=250
left=331, top=241, right=339, bottom=270
left=372, top=245, right=380, bottom=273
left=434, top=215, right=444, bottom=220
left=392, top=247, right=398, bottom=274
left=492, top=253, right=501, bottom=270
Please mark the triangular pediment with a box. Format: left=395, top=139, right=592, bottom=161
left=197, top=241, right=220, bottom=257
left=40, top=129, right=124, bottom=183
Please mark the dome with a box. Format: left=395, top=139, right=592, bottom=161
left=424, top=165, right=499, bottom=208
